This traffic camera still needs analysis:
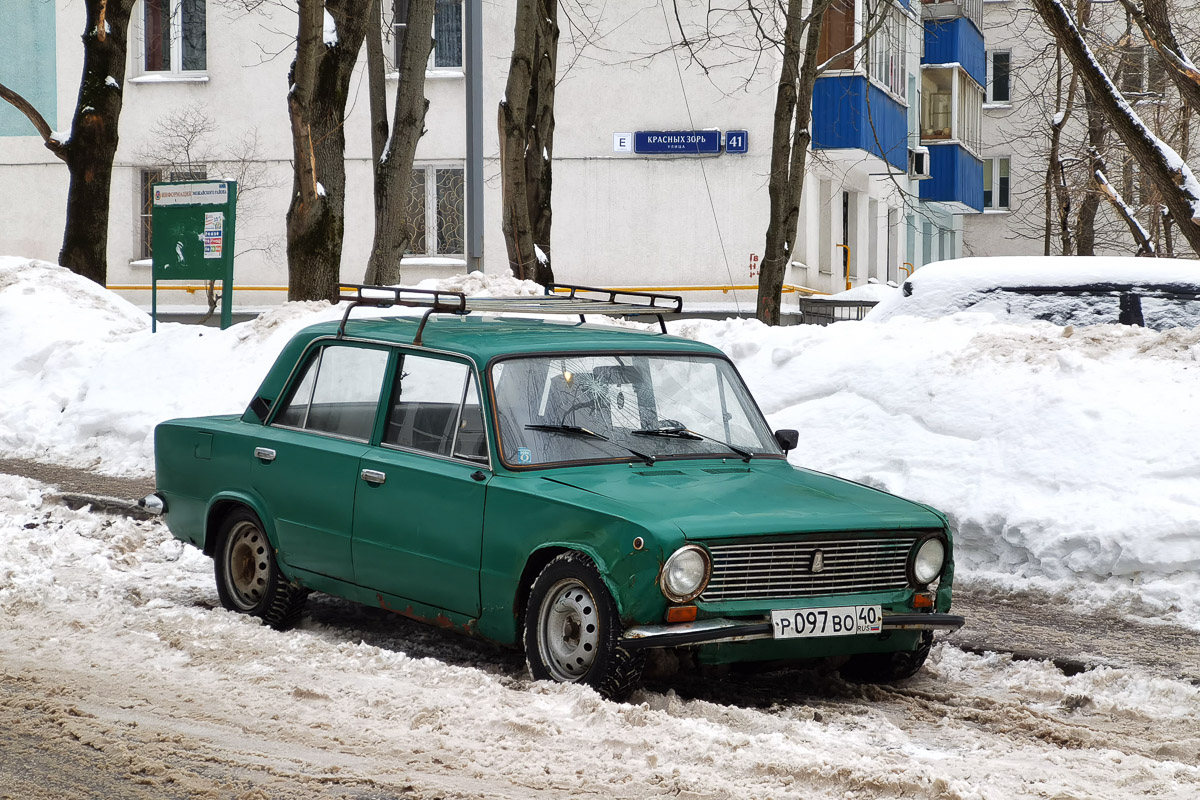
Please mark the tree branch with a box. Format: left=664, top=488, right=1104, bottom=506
left=0, top=81, right=68, bottom=161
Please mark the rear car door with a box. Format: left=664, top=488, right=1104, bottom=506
left=252, top=342, right=392, bottom=581
left=352, top=351, right=489, bottom=617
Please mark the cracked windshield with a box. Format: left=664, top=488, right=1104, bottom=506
left=491, top=354, right=781, bottom=466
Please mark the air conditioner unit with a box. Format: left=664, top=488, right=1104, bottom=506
left=909, top=146, right=931, bottom=180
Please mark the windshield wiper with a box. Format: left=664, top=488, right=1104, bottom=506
left=525, top=423, right=657, bottom=466
left=632, top=426, right=755, bottom=463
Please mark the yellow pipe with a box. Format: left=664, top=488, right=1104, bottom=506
left=835, top=244, right=851, bottom=291
left=900, top=262, right=914, bottom=278
left=107, top=284, right=289, bottom=292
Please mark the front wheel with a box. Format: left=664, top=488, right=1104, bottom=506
left=524, top=551, right=644, bottom=700
left=213, top=508, right=308, bottom=631
left=839, top=632, right=933, bottom=683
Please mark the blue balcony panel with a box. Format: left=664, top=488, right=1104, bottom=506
left=923, top=18, right=985, bottom=88
left=919, top=142, right=983, bottom=212
left=811, top=75, right=908, bottom=172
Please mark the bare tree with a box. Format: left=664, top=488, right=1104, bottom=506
left=363, top=0, right=436, bottom=285
left=0, top=0, right=138, bottom=285
left=499, top=0, right=559, bottom=285
left=756, top=0, right=833, bottom=325
left=1032, top=0, right=1200, bottom=253
left=285, top=0, right=372, bottom=302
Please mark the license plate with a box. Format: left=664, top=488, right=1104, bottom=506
left=770, top=605, right=882, bottom=639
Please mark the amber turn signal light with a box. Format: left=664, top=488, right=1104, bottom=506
left=666, top=605, right=697, bottom=623
left=912, top=593, right=934, bottom=609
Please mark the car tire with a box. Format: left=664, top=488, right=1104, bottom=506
left=213, top=508, right=308, bottom=631
left=524, top=551, right=645, bottom=700
left=839, top=631, right=933, bottom=683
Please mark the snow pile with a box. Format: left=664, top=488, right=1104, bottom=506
left=2, top=257, right=1200, bottom=629
left=678, top=313, right=1200, bottom=628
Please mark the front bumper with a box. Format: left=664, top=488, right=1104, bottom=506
left=619, top=612, right=964, bottom=650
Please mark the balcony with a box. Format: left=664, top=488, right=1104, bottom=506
left=812, top=75, right=909, bottom=171
left=921, top=0, right=982, bottom=28
left=922, top=16, right=986, bottom=87
left=919, top=142, right=984, bottom=213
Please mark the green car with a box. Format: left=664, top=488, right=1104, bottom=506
left=149, top=285, right=962, bottom=698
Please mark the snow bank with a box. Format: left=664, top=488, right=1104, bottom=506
left=3, top=257, right=1200, bottom=629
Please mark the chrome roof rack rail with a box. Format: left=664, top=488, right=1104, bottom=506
left=335, top=282, right=684, bottom=341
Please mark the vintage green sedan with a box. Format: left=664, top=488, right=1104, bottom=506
left=150, top=286, right=962, bottom=698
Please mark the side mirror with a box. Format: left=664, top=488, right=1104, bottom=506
left=774, top=429, right=799, bottom=453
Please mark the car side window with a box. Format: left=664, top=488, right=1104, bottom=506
left=384, top=354, right=478, bottom=459
left=273, top=345, right=390, bottom=441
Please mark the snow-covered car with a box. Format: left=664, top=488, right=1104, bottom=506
left=148, top=284, right=963, bottom=698
left=868, top=256, right=1200, bottom=329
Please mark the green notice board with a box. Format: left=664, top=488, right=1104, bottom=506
left=150, top=180, right=237, bottom=330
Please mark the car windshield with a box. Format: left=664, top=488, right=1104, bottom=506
left=490, top=354, right=782, bottom=467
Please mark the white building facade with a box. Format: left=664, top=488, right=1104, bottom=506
left=0, top=1, right=982, bottom=311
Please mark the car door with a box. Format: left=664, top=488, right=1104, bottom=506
left=251, top=342, right=392, bottom=582
left=352, top=352, right=490, bottom=617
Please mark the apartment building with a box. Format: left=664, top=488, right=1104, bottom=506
left=0, top=1, right=986, bottom=309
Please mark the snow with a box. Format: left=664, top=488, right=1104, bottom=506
left=316, top=181, right=326, bottom=197
left=4, top=256, right=1200, bottom=795
left=1, top=474, right=1198, bottom=797
left=3, top=256, right=1200, bottom=633
left=105, top=76, right=119, bottom=89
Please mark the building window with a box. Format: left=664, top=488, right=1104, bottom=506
left=407, top=165, right=464, bottom=257
left=1119, top=45, right=1168, bottom=97
left=141, top=0, right=206, bottom=73
left=869, top=4, right=907, bottom=100
left=817, top=0, right=856, bottom=71
left=986, top=50, right=1010, bottom=103
left=393, top=0, right=463, bottom=70
left=140, top=167, right=207, bottom=259
left=983, top=157, right=1010, bottom=210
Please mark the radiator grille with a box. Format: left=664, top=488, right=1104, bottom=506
left=700, top=535, right=918, bottom=601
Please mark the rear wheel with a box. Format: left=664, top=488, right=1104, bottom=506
left=839, top=632, right=933, bottom=683
left=524, top=551, right=644, bottom=700
left=213, top=508, right=308, bottom=630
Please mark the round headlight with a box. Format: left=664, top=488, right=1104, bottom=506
left=660, top=545, right=711, bottom=603
left=911, top=538, right=946, bottom=585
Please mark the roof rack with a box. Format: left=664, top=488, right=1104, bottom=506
left=335, top=282, right=684, bottom=343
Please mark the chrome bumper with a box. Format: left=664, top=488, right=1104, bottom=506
left=138, top=492, right=166, bottom=515
left=619, top=612, right=965, bottom=650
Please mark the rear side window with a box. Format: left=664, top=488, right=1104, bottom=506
left=274, top=345, right=390, bottom=441
left=384, top=354, right=486, bottom=462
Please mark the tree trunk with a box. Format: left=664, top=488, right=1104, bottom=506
left=1032, top=0, right=1200, bottom=255
left=0, top=1, right=136, bottom=286
left=1076, top=91, right=1108, bottom=255
left=286, top=0, right=372, bottom=302
left=757, top=0, right=824, bottom=326
left=499, top=0, right=558, bottom=285
left=364, top=0, right=435, bottom=286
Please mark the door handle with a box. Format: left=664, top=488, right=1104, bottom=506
left=361, top=469, right=387, bottom=485
left=254, top=447, right=276, bottom=462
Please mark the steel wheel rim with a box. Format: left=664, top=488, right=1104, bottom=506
left=224, top=520, right=270, bottom=610
left=538, top=578, right=601, bottom=682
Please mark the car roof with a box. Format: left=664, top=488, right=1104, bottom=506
left=298, top=313, right=722, bottom=363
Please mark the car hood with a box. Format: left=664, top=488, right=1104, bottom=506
left=541, top=460, right=944, bottom=540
